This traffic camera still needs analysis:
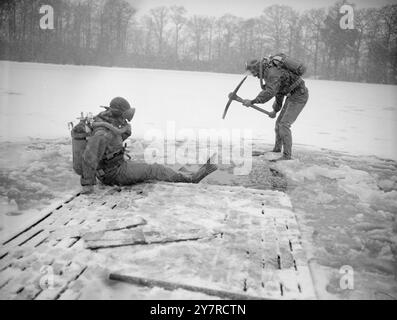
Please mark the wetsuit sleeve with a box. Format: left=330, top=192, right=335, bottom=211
left=251, top=69, right=282, bottom=104
left=121, top=123, right=132, bottom=141
left=80, top=129, right=112, bottom=186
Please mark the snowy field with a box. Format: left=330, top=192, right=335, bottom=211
left=0, top=61, right=397, bottom=299
left=1, top=61, right=396, bottom=160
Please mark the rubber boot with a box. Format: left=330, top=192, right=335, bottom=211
left=191, top=155, right=218, bottom=183
left=270, top=155, right=292, bottom=162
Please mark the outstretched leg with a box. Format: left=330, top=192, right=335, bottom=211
left=114, top=162, right=192, bottom=185
left=114, top=157, right=217, bottom=185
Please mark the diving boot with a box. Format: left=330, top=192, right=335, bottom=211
left=253, top=148, right=281, bottom=157
left=269, top=155, right=292, bottom=162
left=252, top=150, right=264, bottom=156
left=178, top=165, right=190, bottom=173
left=191, top=156, right=218, bottom=183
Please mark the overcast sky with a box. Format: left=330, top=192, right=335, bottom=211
left=129, top=0, right=396, bottom=17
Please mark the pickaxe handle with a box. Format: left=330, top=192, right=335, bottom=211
left=232, top=94, right=273, bottom=117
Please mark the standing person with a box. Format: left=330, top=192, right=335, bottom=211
left=239, top=54, right=309, bottom=161
left=73, top=97, right=217, bottom=194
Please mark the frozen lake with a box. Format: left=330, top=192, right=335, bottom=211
left=1, top=61, right=397, bottom=160
left=0, top=61, right=397, bottom=299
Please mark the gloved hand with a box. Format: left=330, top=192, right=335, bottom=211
left=242, top=99, right=252, bottom=107
left=81, top=185, right=95, bottom=194
left=268, top=111, right=277, bottom=119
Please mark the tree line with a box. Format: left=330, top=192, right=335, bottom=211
left=0, top=0, right=396, bottom=84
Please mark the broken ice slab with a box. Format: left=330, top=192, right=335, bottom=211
left=83, top=226, right=218, bottom=250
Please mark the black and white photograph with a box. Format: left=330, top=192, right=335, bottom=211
left=0, top=0, right=396, bottom=304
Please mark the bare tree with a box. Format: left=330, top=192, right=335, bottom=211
left=218, top=14, right=239, bottom=59
left=188, top=15, right=209, bottom=61
left=142, top=15, right=155, bottom=57
left=378, top=5, right=397, bottom=83
left=261, top=5, right=291, bottom=53
left=304, top=8, right=326, bottom=77
left=170, top=5, right=186, bottom=61
left=0, top=0, right=395, bottom=84
left=321, top=2, right=359, bottom=80
left=206, top=17, right=216, bottom=61
left=149, top=6, right=169, bottom=56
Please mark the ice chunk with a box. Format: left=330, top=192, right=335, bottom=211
left=0, top=196, right=19, bottom=215
left=377, top=179, right=396, bottom=192
left=275, top=161, right=397, bottom=212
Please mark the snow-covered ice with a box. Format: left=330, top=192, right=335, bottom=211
left=1, top=61, right=396, bottom=160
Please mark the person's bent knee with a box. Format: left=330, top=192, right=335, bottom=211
left=278, top=122, right=291, bottom=135
left=279, top=122, right=291, bottom=130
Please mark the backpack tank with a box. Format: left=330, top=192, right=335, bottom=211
left=70, top=115, right=91, bottom=175
left=69, top=112, right=131, bottom=176
left=272, top=53, right=306, bottom=76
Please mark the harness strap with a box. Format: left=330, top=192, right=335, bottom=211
left=96, top=165, right=120, bottom=185
left=286, top=78, right=304, bottom=97
left=92, top=121, right=130, bottom=135
left=104, top=149, right=124, bottom=161
left=91, top=120, right=129, bottom=161
left=259, top=59, right=265, bottom=90
left=97, top=153, right=124, bottom=180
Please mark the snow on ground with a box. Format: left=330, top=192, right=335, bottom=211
left=1, top=61, right=396, bottom=159
left=0, top=61, right=396, bottom=299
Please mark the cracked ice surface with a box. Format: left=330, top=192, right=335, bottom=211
left=260, top=147, right=397, bottom=299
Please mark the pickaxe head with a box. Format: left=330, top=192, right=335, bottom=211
left=222, top=76, right=247, bottom=119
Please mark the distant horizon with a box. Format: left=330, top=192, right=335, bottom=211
left=2, top=60, right=396, bottom=86
left=130, top=0, right=397, bottom=18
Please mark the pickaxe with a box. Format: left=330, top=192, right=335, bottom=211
left=222, top=76, right=247, bottom=119
left=229, top=93, right=274, bottom=117
left=222, top=76, right=275, bottom=119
